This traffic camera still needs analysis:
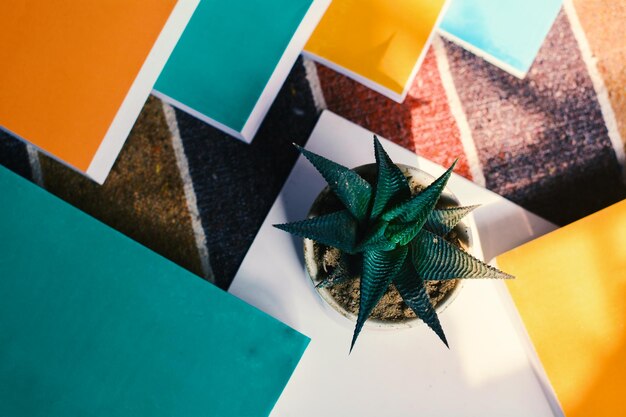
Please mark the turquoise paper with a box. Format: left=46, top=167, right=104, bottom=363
left=440, top=0, right=563, bottom=75
left=155, top=0, right=313, bottom=132
left=0, top=166, right=309, bottom=417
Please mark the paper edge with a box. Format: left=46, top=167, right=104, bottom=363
left=154, top=0, right=330, bottom=143
left=239, top=0, right=332, bottom=141
left=303, top=1, right=451, bottom=103
left=437, top=29, right=528, bottom=79
left=490, top=260, right=565, bottom=417
left=86, top=0, right=200, bottom=184
left=397, top=0, right=454, bottom=101
left=0, top=125, right=93, bottom=180
left=152, top=90, right=249, bottom=141
left=301, top=51, right=404, bottom=102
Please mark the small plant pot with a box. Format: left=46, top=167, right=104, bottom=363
left=303, top=163, right=473, bottom=330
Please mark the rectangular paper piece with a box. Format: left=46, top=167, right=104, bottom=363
left=0, top=165, right=309, bottom=417
left=0, top=0, right=199, bottom=184
left=439, top=0, right=562, bottom=78
left=497, top=199, right=626, bottom=417
left=154, top=0, right=330, bottom=143
left=304, top=0, right=449, bottom=102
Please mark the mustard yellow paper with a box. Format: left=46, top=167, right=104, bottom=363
left=498, top=199, right=626, bottom=417
left=305, top=0, right=447, bottom=96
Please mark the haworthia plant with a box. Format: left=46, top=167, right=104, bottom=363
left=275, top=137, right=513, bottom=352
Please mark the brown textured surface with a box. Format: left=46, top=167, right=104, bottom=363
left=39, top=96, right=204, bottom=278
left=572, top=0, right=626, bottom=149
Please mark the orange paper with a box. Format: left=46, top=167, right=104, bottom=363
left=304, top=0, right=448, bottom=101
left=0, top=1, right=191, bottom=183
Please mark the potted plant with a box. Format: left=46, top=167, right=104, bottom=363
left=275, top=137, right=512, bottom=352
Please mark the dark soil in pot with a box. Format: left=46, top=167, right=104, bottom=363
left=305, top=163, right=470, bottom=325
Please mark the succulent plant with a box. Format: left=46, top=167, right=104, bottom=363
left=275, top=137, right=512, bottom=351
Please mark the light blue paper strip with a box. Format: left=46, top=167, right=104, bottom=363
left=439, top=0, right=563, bottom=77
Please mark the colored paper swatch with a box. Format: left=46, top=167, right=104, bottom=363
left=154, top=0, right=330, bottom=143
left=0, top=1, right=199, bottom=184
left=497, top=199, right=626, bottom=417
left=304, top=0, right=449, bottom=102
left=0, top=164, right=309, bottom=417
left=439, top=0, right=563, bottom=78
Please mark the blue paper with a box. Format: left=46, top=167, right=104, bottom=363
left=439, top=0, right=563, bottom=77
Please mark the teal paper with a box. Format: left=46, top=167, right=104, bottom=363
left=0, top=166, right=309, bottom=417
left=155, top=0, right=313, bottom=132
left=440, top=0, right=562, bottom=76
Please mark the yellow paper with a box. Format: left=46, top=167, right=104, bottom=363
left=497, top=199, right=626, bottom=417
left=304, top=0, right=447, bottom=100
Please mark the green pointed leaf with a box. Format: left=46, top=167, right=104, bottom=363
left=379, top=162, right=457, bottom=245
left=393, top=257, right=448, bottom=347
left=412, top=229, right=513, bottom=280
left=386, top=219, right=437, bottom=247
left=351, top=246, right=408, bottom=352
left=354, top=220, right=396, bottom=252
left=316, top=255, right=354, bottom=288
left=382, top=161, right=456, bottom=224
left=296, top=145, right=373, bottom=222
left=425, top=205, right=479, bottom=237
left=274, top=210, right=357, bottom=254
left=370, top=136, right=411, bottom=220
